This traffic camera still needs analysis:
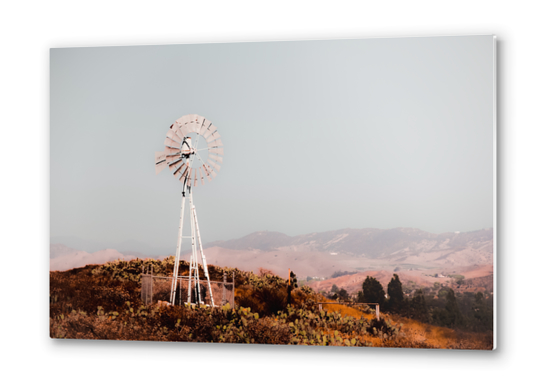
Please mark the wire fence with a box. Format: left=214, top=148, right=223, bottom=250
left=141, top=268, right=234, bottom=307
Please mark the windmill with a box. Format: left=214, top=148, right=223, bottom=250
left=155, top=114, right=224, bottom=306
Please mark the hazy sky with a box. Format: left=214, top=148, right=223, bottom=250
left=50, top=35, right=494, bottom=253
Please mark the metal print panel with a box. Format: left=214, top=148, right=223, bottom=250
left=50, top=35, right=496, bottom=349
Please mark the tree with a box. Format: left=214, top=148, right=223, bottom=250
left=409, top=289, right=429, bottom=323
left=362, top=276, right=385, bottom=306
left=387, top=274, right=404, bottom=313
left=472, top=292, right=492, bottom=332
left=356, top=291, right=365, bottom=303
left=434, top=289, right=464, bottom=328
left=337, top=288, right=349, bottom=301
left=438, top=287, right=449, bottom=299
left=330, top=284, right=339, bottom=293
left=456, top=276, right=465, bottom=287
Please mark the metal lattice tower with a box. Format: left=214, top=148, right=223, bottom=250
left=155, top=114, right=224, bottom=306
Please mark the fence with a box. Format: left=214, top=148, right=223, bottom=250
left=141, top=265, right=235, bottom=307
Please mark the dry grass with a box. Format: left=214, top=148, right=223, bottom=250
left=317, top=299, right=492, bottom=350
left=51, top=263, right=492, bottom=349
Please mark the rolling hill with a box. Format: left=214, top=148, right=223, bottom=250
left=51, top=227, right=494, bottom=283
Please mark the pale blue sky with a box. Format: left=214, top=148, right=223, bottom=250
left=50, top=35, right=494, bottom=254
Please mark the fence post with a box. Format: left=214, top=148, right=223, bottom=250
left=222, top=271, right=226, bottom=306
left=150, top=264, right=153, bottom=306
left=232, top=271, right=235, bottom=308
left=376, top=304, right=380, bottom=321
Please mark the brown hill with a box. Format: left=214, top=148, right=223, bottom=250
left=308, top=264, right=494, bottom=294
left=308, top=271, right=433, bottom=294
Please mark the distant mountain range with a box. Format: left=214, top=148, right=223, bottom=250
left=50, top=228, right=493, bottom=275
left=206, top=228, right=493, bottom=259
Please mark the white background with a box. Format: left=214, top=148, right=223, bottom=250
left=1, top=1, right=540, bottom=382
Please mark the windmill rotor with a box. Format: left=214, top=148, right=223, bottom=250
left=156, top=114, right=224, bottom=189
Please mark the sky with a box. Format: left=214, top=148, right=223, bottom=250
left=50, top=35, right=495, bottom=254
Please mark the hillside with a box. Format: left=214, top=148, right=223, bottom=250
left=51, top=227, right=494, bottom=279
left=308, top=264, right=494, bottom=295
left=49, top=258, right=493, bottom=349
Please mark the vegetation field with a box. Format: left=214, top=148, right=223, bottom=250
left=50, top=257, right=492, bottom=349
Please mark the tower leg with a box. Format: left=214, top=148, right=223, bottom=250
left=193, top=205, right=215, bottom=307
left=170, top=190, right=187, bottom=305
left=188, top=190, right=202, bottom=304
left=187, top=243, right=193, bottom=304
left=169, top=185, right=214, bottom=307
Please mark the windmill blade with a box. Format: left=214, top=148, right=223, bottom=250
left=209, top=147, right=224, bottom=156
left=165, top=146, right=180, bottom=155
left=186, top=114, right=199, bottom=123
left=166, top=153, right=181, bottom=162
left=185, top=122, right=196, bottom=135
left=203, top=124, right=215, bottom=139
left=200, top=120, right=212, bottom=137
left=177, top=125, right=190, bottom=138
left=167, top=157, right=182, bottom=168
left=207, top=128, right=219, bottom=139
left=165, top=137, right=180, bottom=148
left=192, top=116, right=205, bottom=134
left=186, top=122, right=200, bottom=134
left=210, top=131, right=221, bottom=141
left=171, top=121, right=181, bottom=131
left=172, top=126, right=185, bottom=142
left=193, top=169, right=198, bottom=187
left=166, top=130, right=182, bottom=143
left=208, top=153, right=223, bottom=163
left=155, top=151, right=167, bottom=175
left=198, top=167, right=205, bottom=185
left=202, top=164, right=212, bottom=182
left=176, top=115, right=190, bottom=126
left=205, top=163, right=217, bottom=178
left=166, top=150, right=181, bottom=158
left=207, top=159, right=221, bottom=172
left=172, top=163, right=185, bottom=178
left=169, top=157, right=183, bottom=170
left=208, top=138, right=223, bottom=148
left=199, top=117, right=207, bottom=131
